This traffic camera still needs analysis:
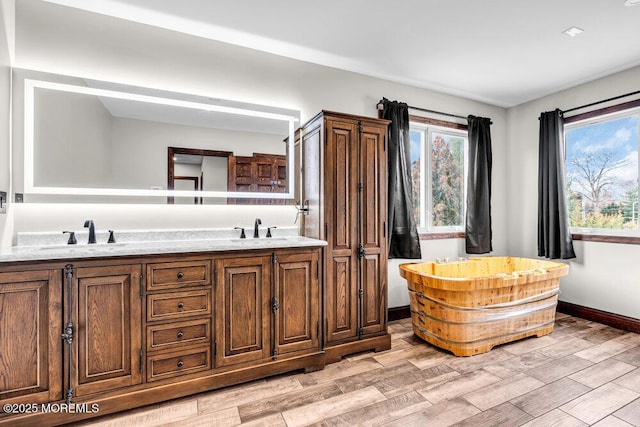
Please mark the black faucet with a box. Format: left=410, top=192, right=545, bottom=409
left=62, top=231, right=77, bottom=245
left=253, top=218, right=262, bottom=238
left=234, top=227, right=246, bottom=239
left=84, top=220, right=96, bottom=244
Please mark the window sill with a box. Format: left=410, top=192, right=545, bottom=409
left=572, top=233, right=640, bottom=245
left=419, top=231, right=465, bottom=240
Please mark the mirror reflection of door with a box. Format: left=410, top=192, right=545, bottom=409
left=173, top=176, right=202, bottom=204
left=167, top=147, right=232, bottom=204
left=227, top=153, right=287, bottom=205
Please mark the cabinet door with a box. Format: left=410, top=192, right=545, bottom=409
left=324, top=118, right=359, bottom=343
left=73, top=265, right=142, bottom=396
left=300, top=120, right=323, bottom=239
left=359, top=123, right=388, bottom=335
left=214, top=256, right=270, bottom=366
left=275, top=251, right=320, bottom=355
left=0, top=270, right=62, bottom=404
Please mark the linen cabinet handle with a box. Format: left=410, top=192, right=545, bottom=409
left=177, top=272, right=184, bottom=279
left=177, top=360, right=184, bottom=368
left=177, top=331, right=184, bottom=339
left=177, top=302, right=184, bottom=309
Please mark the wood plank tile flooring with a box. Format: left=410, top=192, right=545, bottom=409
left=78, top=313, right=640, bottom=426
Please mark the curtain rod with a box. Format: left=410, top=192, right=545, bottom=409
left=563, top=89, right=640, bottom=114
left=376, top=101, right=492, bottom=124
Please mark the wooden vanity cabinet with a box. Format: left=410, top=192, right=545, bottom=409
left=71, top=264, right=143, bottom=396
left=0, top=270, right=62, bottom=405
left=0, top=245, right=324, bottom=426
left=145, top=259, right=213, bottom=382
left=146, top=250, right=322, bottom=376
left=300, top=111, right=391, bottom=363
left=214, top=250, right=321, bottom=366
left=214, top=255, right=271, bottom=366
left=275, top=251, right=320, bottom=356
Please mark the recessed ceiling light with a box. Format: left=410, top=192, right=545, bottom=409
left=562, top=26, right=584, bottom=37
left=625, top=0, right=640, bottom=6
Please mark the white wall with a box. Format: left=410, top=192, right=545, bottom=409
left=0, top=0, right=13, bottom=248
left=8, top=0, right=509, bottom=309
left=34, top=88, right=112, bottom=187
left=201, top=156, right=227, bottom=193
left=388, top=238, right=467, bottom=307
left=109, top=117, right=284, bottom=190
left=507, top=65, right=640, bottom=319
left=11, top=68, right=101, bottom=194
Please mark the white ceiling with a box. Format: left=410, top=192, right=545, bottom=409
left=41, top=0, right=640, bottom=108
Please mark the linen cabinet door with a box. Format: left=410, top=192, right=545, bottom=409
left=359, top=122, right=388, bottom=336
left=324, top=118, right=359, bottom=344
left=73, top=265, right=143, bottom=397
left=0, top=270, right=62, bottom=405
left=275, top=250, right=320, bottom=356
left=214, top=256, right=271, bottom=366
left=299, top=119, right=323, bottom=239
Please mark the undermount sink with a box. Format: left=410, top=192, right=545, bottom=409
left=39, top=243, right=128, bottom=250
left=229, top=237, right=289, bottom=243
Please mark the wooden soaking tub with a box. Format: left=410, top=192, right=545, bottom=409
left=399, top=257, right=569, bottom=356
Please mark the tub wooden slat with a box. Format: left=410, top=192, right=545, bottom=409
left=399, top=257, right=568, bottom=356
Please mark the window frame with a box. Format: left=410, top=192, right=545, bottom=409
left=564, top=98, right=640, bottom=243
left=409, top=116, right=469, bottom=236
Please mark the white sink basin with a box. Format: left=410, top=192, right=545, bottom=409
left=39, top=243, right=128, bottom=250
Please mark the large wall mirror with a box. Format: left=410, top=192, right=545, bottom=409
left=13, top=69, right=300, bottom=204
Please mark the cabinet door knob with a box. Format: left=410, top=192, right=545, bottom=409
left=177, top=331, right=184, bottom=339
left=177, top=360, right=184, bottom=368
left=177, top=272, right=184, bottom=279
left=177, top=302, right=184, bottom=309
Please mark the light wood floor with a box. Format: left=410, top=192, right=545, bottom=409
left=79, top=313, right=640, bottom=426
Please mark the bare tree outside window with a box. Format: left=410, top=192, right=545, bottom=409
left=565, top=115, right=639, bottom=230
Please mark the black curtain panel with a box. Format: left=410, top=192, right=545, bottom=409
left=538, top=109, right=576, bottom=259
left=380, top=98, right=421, bottom=259
left=465, top=116, right=493, bottom=254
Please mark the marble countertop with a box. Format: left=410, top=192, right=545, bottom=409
left=1, top=229, right=326, bottom=263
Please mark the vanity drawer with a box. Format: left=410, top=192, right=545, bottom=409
left=147, top=260, right=211, bottom=291
left=147, top=290, right=211, bottom=321
left=147, top=318, right=211, bottom=351
left=147, top=346, right=211, bottom=382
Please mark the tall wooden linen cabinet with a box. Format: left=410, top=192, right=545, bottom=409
left=298, top=111, right=391, bottom=363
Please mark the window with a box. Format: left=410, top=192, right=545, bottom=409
left=565, top=106, right=639, bottom=233
left=409, top=121, right=468, bottom=232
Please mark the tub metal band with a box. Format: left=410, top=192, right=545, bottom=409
left=409, top=288, right=560, bottom=311
left=410, top=297, right=558, bottom=325
left=412, top=320, right=556, bottom=345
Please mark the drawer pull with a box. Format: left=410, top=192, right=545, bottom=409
left=177, top=272, right=184, bottom=279
left=177, top=302, right=184, bottom=309
left=177, top=360, right=184, bottom=368
left=177, top=331, right=184, bottom=339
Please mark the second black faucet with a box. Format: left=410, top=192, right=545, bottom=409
left=84, top=220, right=97, bottom=244
left=253, top=218, right=262, bottom=238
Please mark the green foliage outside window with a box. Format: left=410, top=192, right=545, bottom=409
left=410, top=128, right=465, bottom=229
left=431, top=134, right=464, bottom=227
